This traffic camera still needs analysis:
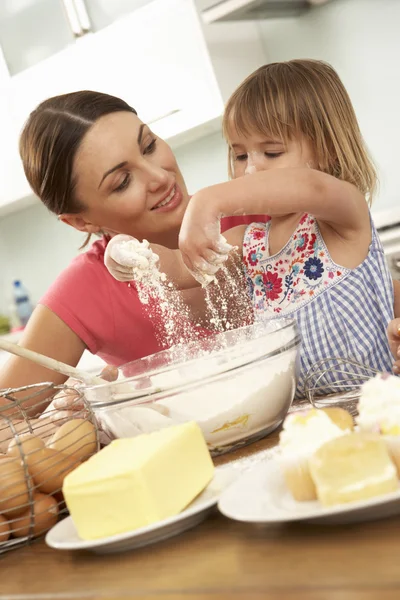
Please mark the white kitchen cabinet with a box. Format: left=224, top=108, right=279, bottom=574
left=0, top=0, right=223, bottom=213
left=0, top=132, right=32, bottom=215
left=0, top=41, right=32, bottom=212
left=83, top=0, right=154, bottom=32
left=0, top=83, right=32, bottom=212
left=0, top=1, right=157, bottom=76
left=0, top=0, right=77, bottom=76
left=8, top=0, right=223, bottom=149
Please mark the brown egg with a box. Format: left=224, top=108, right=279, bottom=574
left=7, top=434, right=45, bottom=464
left=47, top=419, right=97, bottom=462
left=53, top=490, right=67, bottom=513
left=11, top=493, right=59, bottom=538
left=28, top=448, right=80, bottom=495
left=0, top=458, right=31, bottom=517
left=0, top=514, right=11, bottom=543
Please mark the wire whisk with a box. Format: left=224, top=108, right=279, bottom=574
left=0, top=382, right=99, bottom=555
left=303, top=357, right=382, bottom=416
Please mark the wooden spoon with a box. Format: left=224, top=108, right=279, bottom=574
left=0, top=338, right=104, bottom=386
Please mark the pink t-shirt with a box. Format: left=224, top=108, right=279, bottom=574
left=221, top=214, right=270, bottom=232
left=40, top=238, right=171, bottom=366
left=40, top=215, right=270, bottom=365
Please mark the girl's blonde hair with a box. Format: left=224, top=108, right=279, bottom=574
left=223, top=59, right=377, bottom=204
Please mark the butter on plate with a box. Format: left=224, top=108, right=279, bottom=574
left=63, top=421, right=214, bottom=540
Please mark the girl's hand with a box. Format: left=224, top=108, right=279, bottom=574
left=178, top=192, right=234, bottom=282
left=387, top=318, right=400, bottom=373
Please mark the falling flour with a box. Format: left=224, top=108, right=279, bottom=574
left=111, top=236, right=253, bottom=351
left=111, top=237, right=204, bottom=349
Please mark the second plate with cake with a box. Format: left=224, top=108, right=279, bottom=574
left=218, top=458, right=400, bottom=525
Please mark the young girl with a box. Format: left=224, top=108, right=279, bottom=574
left=106, top=59, right=395, bottom=397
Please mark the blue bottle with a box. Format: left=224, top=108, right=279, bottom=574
left=13, top=280, right=33, bottom=327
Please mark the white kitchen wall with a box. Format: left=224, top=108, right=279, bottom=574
left=0, top=201, right=82, bottom=314
left=174, top=130, right=228, bottom=191
left=0, top=0, right=399, bottom=317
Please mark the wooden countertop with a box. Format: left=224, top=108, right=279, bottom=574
left=2, top=431, right=400, bottom=600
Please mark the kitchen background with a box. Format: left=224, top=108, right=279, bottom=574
left=0, top=0, right=399, bottom=319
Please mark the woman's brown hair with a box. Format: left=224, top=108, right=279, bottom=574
left=223, top=59, right=377, bottom=204
left=19, top=90, right=137, bottom=244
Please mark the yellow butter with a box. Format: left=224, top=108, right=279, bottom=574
left=309, top=432, right=398, bottom=507
left=63, top=421, right=214, bottom=540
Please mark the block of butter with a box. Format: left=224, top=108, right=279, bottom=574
left=63, top=421, right=214, bottom=540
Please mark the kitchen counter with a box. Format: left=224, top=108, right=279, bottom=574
left=2, top=431, right=400, bottom=600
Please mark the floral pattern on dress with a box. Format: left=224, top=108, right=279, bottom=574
left=243, top=214, right=349, bottom=315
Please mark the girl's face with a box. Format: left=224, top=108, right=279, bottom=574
left=227, top=128, right=316, bottom=179
left=62, top=111, right=189, bottom=247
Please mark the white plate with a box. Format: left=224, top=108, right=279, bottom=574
left=218, top=459, right=400, bottom=525
left=45, top=465, right=237, bottom=554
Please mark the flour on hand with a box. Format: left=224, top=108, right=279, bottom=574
left=110, top=237, right=167, bottom=286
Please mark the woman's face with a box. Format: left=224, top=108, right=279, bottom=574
left=63, top=111, right=189, bottom=247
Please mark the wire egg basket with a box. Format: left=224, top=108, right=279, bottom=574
left=303, top=356, right=381, bottom=416
left=0, top=382, right=100, bottom=555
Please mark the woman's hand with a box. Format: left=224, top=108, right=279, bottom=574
left=104, top=234, right=137, bottom=282
left=46, top=380, right=84, bottom=424
left=178, top=191, right=234, bottom=283
left=44, top=366, right=119, bottom=424
left=387, top=318, right=400, bottom=373
left=105, top=234, right=159, bottom=283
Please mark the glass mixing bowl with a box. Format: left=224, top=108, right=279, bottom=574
left=83, top=318, right=301, bottom=455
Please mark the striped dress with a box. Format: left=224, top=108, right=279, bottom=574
left=243, top=213, right=394, bottom=398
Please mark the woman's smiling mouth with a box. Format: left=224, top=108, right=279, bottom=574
left=151, top=185, right=182, bottom=212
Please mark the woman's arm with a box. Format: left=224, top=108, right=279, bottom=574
left=0, top=305, right=86, bottom=415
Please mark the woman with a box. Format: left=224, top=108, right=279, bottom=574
left=0, top=90, right=265, bottom=412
